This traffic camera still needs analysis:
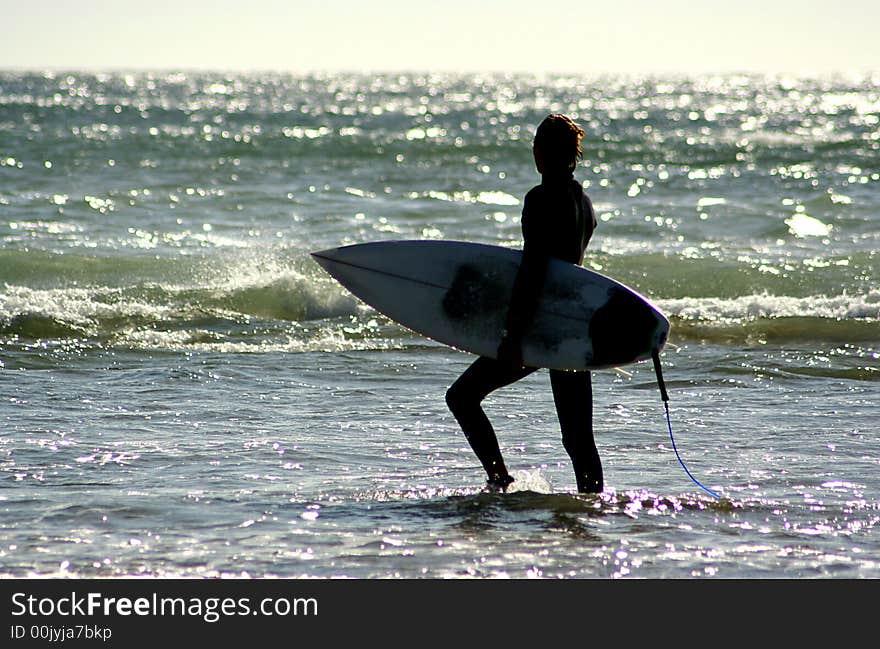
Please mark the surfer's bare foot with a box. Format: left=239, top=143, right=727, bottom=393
left=485, top=474, right=515, bottom=493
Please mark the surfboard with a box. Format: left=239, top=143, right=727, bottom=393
left=311, top=240, right=669, bottom=371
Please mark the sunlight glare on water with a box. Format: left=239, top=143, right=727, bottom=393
left=0, top=70, right=878, bottom=578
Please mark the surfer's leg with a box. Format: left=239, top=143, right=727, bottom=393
left=549, top=369, right=603, bottom=493
left=446, top=357, right=535, bottom=488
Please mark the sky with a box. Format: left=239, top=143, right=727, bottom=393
left=2, top=0, right=879, bottom=75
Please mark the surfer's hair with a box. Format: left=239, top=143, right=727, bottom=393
left=534, top=114, right=585, bottom=172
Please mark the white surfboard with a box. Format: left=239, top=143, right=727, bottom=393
left=311, top=240, right=669, bottom=370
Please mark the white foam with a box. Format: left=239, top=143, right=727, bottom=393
left=0, top=286, right=173, bottom=334
left=0, top=255, right=359, bottom=342
left=657, top=290, right=880, bottom=322
left=115, top=327, right=387, bottom=354
left=506, top=469, right=554, bottom=494
left=785, top=213, right=832, bottom=238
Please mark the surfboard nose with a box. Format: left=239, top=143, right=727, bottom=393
left=310, top=248, right=337, bottom=260
left=310, top=248, right=340, bottom=271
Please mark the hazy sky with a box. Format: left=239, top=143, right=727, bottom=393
left=3, top=0, right=878, bottom=75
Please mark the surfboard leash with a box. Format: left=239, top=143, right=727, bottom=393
left=651, top=349, right=721, bottom=499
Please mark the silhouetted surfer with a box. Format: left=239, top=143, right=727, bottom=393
left=446, top=114, right=603, bottom=493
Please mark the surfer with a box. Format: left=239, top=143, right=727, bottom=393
left=445, top=114, right=603, bottom=494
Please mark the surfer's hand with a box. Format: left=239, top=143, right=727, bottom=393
left=497, top=335, right=524, bottom=369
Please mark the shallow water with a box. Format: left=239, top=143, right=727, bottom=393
left=1, top=71, right=878, bottom=578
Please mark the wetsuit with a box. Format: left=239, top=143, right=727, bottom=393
left=445, top=170, right=603, bottom=493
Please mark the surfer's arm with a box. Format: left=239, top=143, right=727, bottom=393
left=504, top=246, right=549, bottom=340
left=499, top=201, right=550, bottom=361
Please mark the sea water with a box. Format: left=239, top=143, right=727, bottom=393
left=1, top=71, right=878, bottom=578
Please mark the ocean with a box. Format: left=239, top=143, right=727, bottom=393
left=1, top=70, right=878, bottom=578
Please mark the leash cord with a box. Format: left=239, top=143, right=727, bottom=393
left=652, top=349, right=721, bottom=499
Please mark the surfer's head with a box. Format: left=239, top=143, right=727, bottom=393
left=533, top=114, right=585, bottom=175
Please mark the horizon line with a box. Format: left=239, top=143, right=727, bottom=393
left=2, top=65, right=878, bottom=79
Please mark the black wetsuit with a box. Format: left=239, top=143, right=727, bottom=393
left=445, top=170, right=603, bottom=493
